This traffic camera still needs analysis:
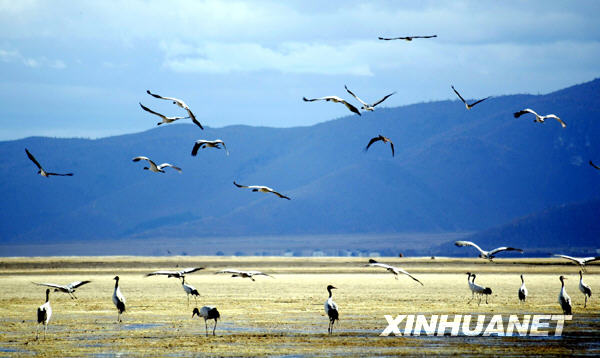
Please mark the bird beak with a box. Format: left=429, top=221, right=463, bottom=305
left=332, top=286, right=337, bottom=290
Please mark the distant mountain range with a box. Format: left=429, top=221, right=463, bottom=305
left=1, top=79, right=599, bottom=255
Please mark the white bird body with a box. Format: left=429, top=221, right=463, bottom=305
left=344, top=85, right=395, bottom=111
left=192, top=306, right=220, bottom=336
left=514, top=108, right=566, bottom=128
left=324, top=285, right=339, bottom=335
left=454, top=240, right=523, bottom=260
left=146, top=90, right=203, bottom=129
left=303, top=95, right=361, bottom=116
left=579, top=271, right=592, bottom=308
left=470, top=274, right=492, bottom=305
left=139, top=102, right=188, bottom=125
left=192, top=139, right=229, bottom=156
left=558, top=276, right=572, bottom=315
left=36, top=289, right=52, bottom=340
left=365, top=259, right=423, bottom=285
left=554, top=254, right=600, bottom=270
left=466, top=272, right=476, bottom=301
left=112, top=276, right=126, bottom=322
left=215, top=269, right=273, bottom=281
left=233, top=181, right=291, bottom=200
left=146, top=267, right=204, bottom=279
left=132, top=156, right=181, bottom=173
left=32, top=280, right=91, bottom=299
left=518, top=275, right=528, bottom=302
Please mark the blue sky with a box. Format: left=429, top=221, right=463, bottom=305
left=1, top=0, right=599, bottom=140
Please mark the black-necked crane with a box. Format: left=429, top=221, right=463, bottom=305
left=233, top=181, right=291, bottom=200
left=558, top=275, right=572, bottom=315
left=192, top=306, right=220, bottom=336
left=344, top=85, right=395, bottom=111
left=365, top=135, right=395, bottom=157
left=553, top=254, right=600, bottom=271
left=324, top=285, right=339, bottom=335
left=112, top=276, right=126, bottom=323
left=303, top=95, right=361, bottom=116
left=454, top=240, right=523, bottom=260
left=518, top=274, right=528, bottom=303
left=451, top=86, right=490, bottom=110
left=590, top=160, right=600, bottom=170
left=466, top=272, right=476, bottom=303
left=471, top=274, right=492, bottom=305
left=378, top=35, right=437, bottom=41
left=579, top=271, right=592, bottom=308
left=36, top=288, right=52, bottom=340
left=514, top=108, right=566, bottom=128
left=146, top=267, right=204, bottom=279
left=146, top=90, right=203, bottom=129
left=139, top=102, right=189, bottom=126
left=25, top=148, right=73, bottom=177
left=181, top=276, right=200, bottom=306
left=132, top=156, right=181, bottom=173
left=214, top=269, right=274, bottom=281
left=191, top=140, right=229, bottom=156
left=365, top=259, right=422, bottom=285
left=32, top=280, right=91, bottom=299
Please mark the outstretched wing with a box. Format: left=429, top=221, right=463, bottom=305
left=139, top=103, right=167, bottom=119
left=146, top=90, right=179, bottom=102
left=67, top=280, right=91, bottom=289
left=32, top=282, right=66, bottom=290
left=180, top=267, right=204, bottom=275
left=341, top=100, right=361, bottom=116
left=271, top=191, right=291, bottom=200
left=514, top=108, right=536, bottom=118
left=395, top=267, right=424, bottom=286
left=157, top=163, right=182, bottom=172
left=46, top=172, right=74, bottom=176
left=590, top=160, right=600, bottom=170
left=233, top=181, right=249, bottom=189
left=365, top=137, right=382, bottom=152
left=489, top=247, right=523, bottom=256
left=469, top=96, right=491, bottom=107
left=454, top=240, right=486, bottom=256
left=583, top=256, right=600, bottom=264
left=344, top=85, right=368, bottom=107
left=215, top=269, right=243, bottom=275
left=146, top=270, right=178, bottom=277
left=412, top=35, right=437, bottom=39
left=544, top=114, right=566, bottom=128
left=451, top=86, right=466, bottom=104
left=371, top=92, right=396, bottom=107
left=389, top=141, right=395, bottom=157
left=25, top=149, right=43, bottom=170
left=553, top=254, right=582, bottom=265
left=186, top=108, right=203, bottom=130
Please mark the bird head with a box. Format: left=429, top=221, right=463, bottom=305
left=327, top=285, right=337, bottom=291
left=113, top=276, right=119, bottom=281
left=559, top=275, right=567, bottom=282
left=192, top=307, right=200, bottom=318
left=46, top=288, right=50, bottom=295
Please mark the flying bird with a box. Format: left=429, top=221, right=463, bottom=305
left=146, top=90, right=203, bottom=129
left=454, top=240, right=523, bottom=260
left=139, top=102, right=189, bottom=126
left=553, top=254, right=600, bottom=270
left=214, top=269, right=274, bottom=281
left=558, top=275, right=572, bottom=315
left=365, top=259, right=423, bottom=285
left=192, top=306, right=220, bottom=336
left=132, top=156, right=181, bottom=173
left=191, top=139, right=229, bottom=156
left=513, top=108, right=566, bottom=128
left=32, top=281, right=91, bottom=299
left=589, top=160, right=600, bottom=170
left=344, top=85, right=395, bottom=111
left=303, top=96, right=361, bottom=116
left=233, top=181, right=290, bottom=200
left=36, top=289, right=52, bottom=340
left=324, top=285, right=339, bottom=335
left=365, top=135, right=395, bottom=157
left=378, top=35, right=437, bottom=41
left=25, top=149, right=73, bottom=177
left=451, top=85, right=490, bottom=110
left=146, top=267, right=204, bottom=279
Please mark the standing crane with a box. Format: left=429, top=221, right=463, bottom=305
left=36, top=289, right=52, bottom=340
left=324, top=285, right=339, bottom=335
left=112, top=276, right=126, bottom=323
left=518, top=275, right=528, bottom=303
left=192, top=306, right=221, bottom=336
left=558, top=276, right=572, bottom=315
left=579, top=271, right=592, bottom=308
left=181, top=276, right=200, bottom=306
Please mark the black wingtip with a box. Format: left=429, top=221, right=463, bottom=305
left=368, top=258, right=378, bottom=263
left=302, top=97, right=309, bottom=102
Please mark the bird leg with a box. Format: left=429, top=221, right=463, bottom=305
left=44, top=324, right=47, bottom=339
left=35, top=324, right=39, bottom=340
left=205, top=320, right=208, bottom=337
left=213, top=320, right=217, bottom=336
left=585, top=296, right=588, bottom=308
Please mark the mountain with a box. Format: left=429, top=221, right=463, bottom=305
left=1, top=79, right=600, bottom=254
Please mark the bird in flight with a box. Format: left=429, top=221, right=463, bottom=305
left=146, top=267, right=204, bottom=279
left=132, top=156, right=181, bottom=173
left=365, top=259, right=423, bottom=285
left=513, top=108, right=566, bottom=128
left=233, top=181, right=291, bottom=200
left=590, top=160, right=600, bottom=170
left=344, top=85, right=395, bottom=111
left=25, top=149, right=73, bottom=178
left=365, top=135, right=395, bottom=157
left=215, top=269, right=274, bottom=281
left=32, top=281, right=91, bottom=299
left=378, top=35, right=437, bottom=41
left=303, top=96, right=361, bottom=116
left=139, top=103, right=189, bottom=126
left=451, top=85, right=490, bottom=110
left=192, top=139, right=229, bottom=156
left=454, top=240, right=523, bottom=260
left=146, top=90, right=203, bottom=129
left=553, top=254, right=600, bottom=270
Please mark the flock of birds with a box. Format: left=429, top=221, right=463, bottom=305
left=22, top=32, right=598, bottom=339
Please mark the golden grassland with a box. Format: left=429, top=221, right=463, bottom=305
left=0, top=256, right=598, bottom=356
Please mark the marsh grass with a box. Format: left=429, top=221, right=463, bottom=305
left=0, top=257, right=598, bottom=356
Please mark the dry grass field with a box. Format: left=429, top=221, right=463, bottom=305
left=0, top=256, right=598, bottom=356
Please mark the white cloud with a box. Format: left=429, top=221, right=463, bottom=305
left=0, top=48, right=65, bottom=69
